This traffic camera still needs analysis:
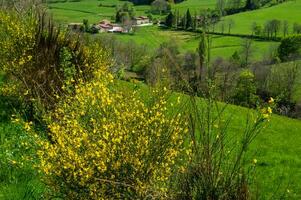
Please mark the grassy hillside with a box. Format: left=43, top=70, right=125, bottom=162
left=218, top=0, right=301, bottom=35
left=48, top=0, right=217, bottom=24
left=102, top=26, right=278, bottom=60
left=1, top=71, right=301, bottom=198
left=122, top=80, right=301, bottom=199
left=48, top=0, right=127, bottom=23
left=47, top=0, right=280, bottom=60
left=172, top=0, right=216, bottom=13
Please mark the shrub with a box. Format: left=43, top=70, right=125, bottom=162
left=0, top=9, right=111, bottom=113
left=35, top=69, right=188, bottom=199
left=232, top=69, right=259, bottom=107
left=278, top=35, right=301, bottom=61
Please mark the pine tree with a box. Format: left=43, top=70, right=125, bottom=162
left=245, top=0, right=258, bottom=10
left=115, top=11, right=121, bottom=23
left=185, top=9, right=192, bottom=29
left=165, top=12, right=174, bottom=27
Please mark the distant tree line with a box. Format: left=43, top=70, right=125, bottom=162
left=165, top=12, right=301, bottom=42
left=251, top=21, right=301, bottom=39
left=165, top=9, right=221, bottom=31
left=217, top=0, right=288, bottom=16
left=128, top=0, right=184, bottom=5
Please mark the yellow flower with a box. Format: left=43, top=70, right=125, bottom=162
left=24, top=122, right=31, bottom=131
left=268, top=97, right=274, bottom=104
left=267, top=107, right=272, bottom=114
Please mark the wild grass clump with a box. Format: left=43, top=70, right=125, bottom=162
left=173, top=94, right=272, bottom=199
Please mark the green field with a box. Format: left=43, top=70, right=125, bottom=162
left=102, top=26, right=278, bottom=60
left=48, top=0, right=217, bottom=24
left=48, top=0, right=129, bottom=23
left=48, top=0, right=280, bottom=61
left=172, top=0, right=216, bottom=13
left=217, top=0, right=301, bottom=35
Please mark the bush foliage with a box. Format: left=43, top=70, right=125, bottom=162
left=34, top=68, right=188, bottom=199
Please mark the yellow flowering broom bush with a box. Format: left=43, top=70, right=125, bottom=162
left=36, top=67, right=188, bottom=199
left=0, top=9, right=111, bottom=112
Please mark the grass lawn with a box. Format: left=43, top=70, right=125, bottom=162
left=217, top=0, right=301, bottom=35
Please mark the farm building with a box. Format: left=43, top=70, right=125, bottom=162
left=108, top=26, right=124, bottom=33
left=97, top=19, right=114, bottom=32
left=67, top=23, right=83, bottom=31
left=133, top=16, right=150, bottom=25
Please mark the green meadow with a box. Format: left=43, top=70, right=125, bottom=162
left=102, top=26, right=278, bottom=60
left=48, top=0, right=217, bottom=24
left=117, top=80, right=301, bottom=199
left=172, top=0, right=216, bottom=14
left=217, top=0, right=301, bottom=35
left=48, top=0, right=128, bottom=23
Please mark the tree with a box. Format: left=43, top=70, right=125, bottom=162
left=278, top=35, right=301, bottom=61
left=267, top=63, right=298, bottom=115
left=241, top=39, right=253, bottom=67
left=227, top=0, right=242, bottom=9
left=264, top=19, right=281, bottom=38
left=120, top=12, right=130, bottom=26
left=293, top=23, right=301, bottom=34
left=151, top=0, right=171, bottom=15
left=83, top=19, right=89, bottom=32
left=185, top=9, right=192, bottom=29
left=251, top=22, right=262, bottom=36
left=165, top=12, right=174, bottom=27
left=283, top=20, right=289, bottom=37
left=233, top=69, right=259, bottom=107
left=193, top=12, right=198, bottom=30
left=209, top=11, right=221, bottom=32
left=245, top=0, right=259, bottom=10
left=115, top=10, right=121, bottom=23
left=115, top=3, right=135, bottom=23
left=197, top=32, right=207, bottom=81
left=227, top=19, right=235, bottom=34
left=216, top=0, right=226, bottom=16
left=264, top=20, right=273, bottom=38
left=270, top=19, right=281, bottom=38
left=220, top=21, right=225, bottom=33
left=175, top=9, right=180, bottom=29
